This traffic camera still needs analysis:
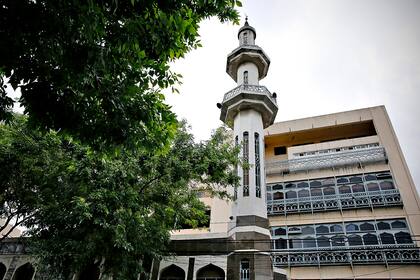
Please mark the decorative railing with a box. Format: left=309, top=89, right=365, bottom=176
left=272, top=246, right=420, bottom=267
left=266, top=147, right=387, bottom=175
left=267, top=189, right=402, bottom=215
left=223, top=84, right=275, bottom=103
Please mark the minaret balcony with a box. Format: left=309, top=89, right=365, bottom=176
left=220, top=84, right=278, bottom=128
left=265, top=146, right=387, bottom=175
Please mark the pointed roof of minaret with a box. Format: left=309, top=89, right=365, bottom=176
left=238, top=16, right=256, bottom=39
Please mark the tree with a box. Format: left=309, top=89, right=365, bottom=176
left=0, top=0, right=240, bottom=149
left=0, top=117, right=239, bottom=279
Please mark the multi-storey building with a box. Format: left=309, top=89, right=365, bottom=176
left=1, top=19, right=420, bottom=280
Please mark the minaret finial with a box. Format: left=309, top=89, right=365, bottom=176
left=245, top=15, right=249, bottom=25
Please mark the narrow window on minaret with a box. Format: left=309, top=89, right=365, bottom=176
left=243, top=31, right=248, bottom=45
left=240, top=259, right=250, bottom=280
left=255, top=133, right=261, bottom=198
left=234, top=135, right=239, bottom=200
left=243, top=71, right=248, bottom=85
left=243, top=132, right=249, bottom=197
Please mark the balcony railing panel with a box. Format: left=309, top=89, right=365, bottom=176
left=223, top=84, right=275, bottom=103
left=267, top=189, right=402, bottom=215
left=266, top=147, right=387, bottom=174
left=272, top=246, right=420, bottom=267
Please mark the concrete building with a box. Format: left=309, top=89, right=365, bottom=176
left=152, top=20, right=420, bottom=280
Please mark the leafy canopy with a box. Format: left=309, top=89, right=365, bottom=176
left=0, top=0, right=241, bottom=149
left=0, top=117, right=239, bottom=279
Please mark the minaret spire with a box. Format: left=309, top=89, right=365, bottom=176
left=218, top=21, right=278, bottom=280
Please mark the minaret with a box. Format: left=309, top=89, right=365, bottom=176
left=219, top=18, right=278, bottom=280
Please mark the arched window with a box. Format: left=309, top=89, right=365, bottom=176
left=346, top=224, right=359, bottom=232
left=234, top=136, right=239, bottom=200
left=310, top=188, right=322, bottom=197
left=12, top=263, right=35, bottom=280
left=380, top=181, right=395, bottom=190
left=266, top=193, right=272, bottom=201
left=339, top=185, right=351, bottom=194
left=298, top=189, right=310, bottom=198
left=316, top=225, right=329, bottom=234
left=160, top=264, right=186, bottom=280
left=323, top=187, right=335, bottom=195
left=274, top=227, right=286, bottom=236
left=364, top=174, right=377, bottom=181
left=0, top=263, right=6, bottom=280
left=350, top=176, right=363, bottom=183
left=254, top=133, right=261, bottom=197
left=360, top=222, right=374, bottom=231
left=301, top=226, right=315, bottom=235
left=330, top=225, right=343, bottom=233
left=380, top=232, right=395, bottom=244
left=196, top=264, right=225, bottom=280
left=391, top=220, right=407, bottom=229
left=272, top=184, right=283, bottom=190
left=285, top=183, right=296, bottom=188
left=286, top=190, right=297, bottom=199
left=348, top=235, right=363, bottom=246
left=337, top=177, right=349, bottom=184
left=240, top=259, right=250, bottom=280
left=274, top=238, right=287, bottom=249
left=395, top=232, right=412, bottom=244
left=317, top=236, right=330, bottom=247
left=243, top=32, right=248, bottom=45
left=302, top=237, right=316, bottom=248
left=377, top=221, right=391, bottom=230
left=367, top=182, right=380, bottom=192
left=297, top=182, right=309, bottom=188
left=363, top=233, right=378, bottom=245
left=243, top=71, right=248, bottom=84
left=351, top=184, right=365, bottom=193
left=331, top=235, right=345, bottom=247
left=310, top=180, right=322, bottom=187
left=273, top=192, right=284, bottom=200
left=242, top=132, right=249, bottom=197
left=289, top=239, right=302, bottom=249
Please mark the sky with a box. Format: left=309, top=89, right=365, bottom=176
left=164, top=0, right=420, bottom=190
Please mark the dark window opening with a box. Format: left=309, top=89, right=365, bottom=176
left=274, top=146, right=287, bottom=155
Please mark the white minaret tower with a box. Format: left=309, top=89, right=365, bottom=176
left=219, top=18, right=278, bottom=280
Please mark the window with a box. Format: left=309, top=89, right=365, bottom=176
left=380, top=181, right=394, bottom=190
left=360, top=222, right=374, bottom=231
left=272, top=184, right=283, bottom=190
left=310, top=188, right=322, bottom=197
left=274, top=227, right=286, bottom=236
left=377, top=222, right=391, bottom=230
left=316, top=225, right=329, bottom=234
left=301, top=226, right=315, bottom=235
left=323, top=187, right=335, bottom=195
left=310, top=180, right=322, bottom=187
left=380, top=232, right=395, bottom=244
left=243, top=31, right=248, bottom=45
left=350, top=176, right=363, bottom=183
left=243, top=71, right=248, bottom=84
left=331, top=235, right=346, bottom=247
left=395, top=232, right=412, bottom=244
left=352, top=184, right=365, bottom=193
left=367, top=182, right=380, bottom=192
left=243, top=132, right=249, bottom=197
left=337, top=177, right=349, bottom=184
left=302, top=237, right=316, bottom=248
left=317, top=236, right=330, bottom=247
left=273, top=192, right=284, bottom=200
left=330, top=225, right=343, bottom=233
left=286, top=190, right=297, bottom=199
left=240, top=259, right=250, bottom=280
left=348, top=235, right=363, bottom=246
left=274, top=238, right=287, bottom=249
left=274, top=146, right=287, bottom=155
left=339, top=185, right=351, bottom=194
left=363, top=233, right=378, bottom=245
left=234, top=136, right=238, bottom=200
left=297, top=182, right=309, bottom=188
left=254, top=133, right=261, bottom=197
left=289, top=239, right=302, bottom=249
left=298, top=189, right=310, bottom=198
left=346, top=224, right=359, bottom=232
left=391, top=220, right=407, bottom=229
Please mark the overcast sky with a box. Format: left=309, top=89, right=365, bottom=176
left=164, top=0, right=420, bottom=190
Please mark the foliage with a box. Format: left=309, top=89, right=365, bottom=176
left=0, top=117, right=239, bottom=279
left=0, top=0, right=240, bottom=149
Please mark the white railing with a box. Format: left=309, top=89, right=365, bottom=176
left=223, top=84, right=275, bottom=103
left=266, top=147, right=387, bottom=174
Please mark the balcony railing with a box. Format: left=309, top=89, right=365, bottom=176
left=267, top=189, right=402, bottom=215
left=266, top=147, right=387, bottom=175
left=272, top=246, right=420, bottom=267
left=223, top=84, right=275, bottom=103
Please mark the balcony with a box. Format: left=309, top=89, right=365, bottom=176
left=267, top=189, right=402, bottom=215
left=266, top=147, right=387, bottom=175
left=272, top=246, right=420, bottom=267
left=223, top=84, right=275, bottom=103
